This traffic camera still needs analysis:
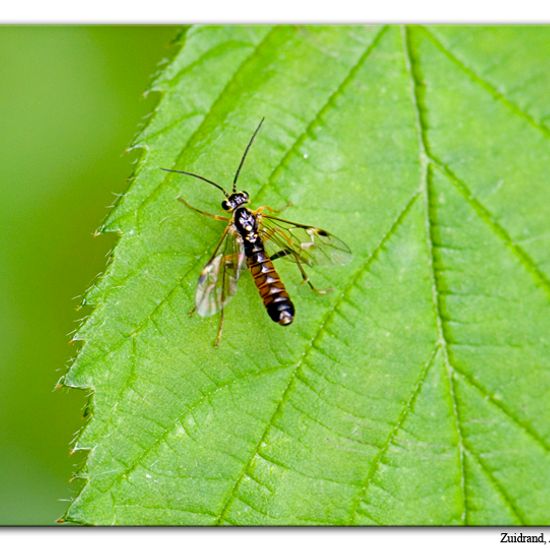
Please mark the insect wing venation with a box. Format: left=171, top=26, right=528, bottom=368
left=260, top=215, right=352, bottom=267
left=195, top=230, right=245, bottom=317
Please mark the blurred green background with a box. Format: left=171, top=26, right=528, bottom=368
left=0, top=25, right=179, bottom=525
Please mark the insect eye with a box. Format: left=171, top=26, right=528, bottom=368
left=221, top=200, right=231, bottom=210
left=242, top=191, right=249, bottom=200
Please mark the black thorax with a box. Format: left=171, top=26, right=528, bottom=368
left=234, top=207, right=262, bottom=255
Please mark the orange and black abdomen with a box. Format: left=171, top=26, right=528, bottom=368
left=233, top=206, right=295, bottom=325
left=247, top=247, right=295, bottom=326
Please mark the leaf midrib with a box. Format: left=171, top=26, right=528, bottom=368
left=403, top=25, right=468, bottom=525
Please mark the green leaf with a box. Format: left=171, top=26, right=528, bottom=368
left=63, top=25, right=550, bottom=525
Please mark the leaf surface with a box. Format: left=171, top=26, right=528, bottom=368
left=64, top=25, right=550, bottom=525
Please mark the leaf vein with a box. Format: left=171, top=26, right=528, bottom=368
left=253, top=25, right=388, bottom=203
left=422, top=27, right=550, bottom=139
left=90, top=364, right=292, bottom=512
left=431, top=161, right=550, bottom=296
left=347, top=344, right=440, bottom=523
left=464, top=447, right=526, bottom=524
left=453, top=366, right=550, bottom=453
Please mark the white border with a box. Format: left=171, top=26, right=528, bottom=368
left=2, top=527, right=543, bottom=550
left=1, top=0, right=550, bottom=23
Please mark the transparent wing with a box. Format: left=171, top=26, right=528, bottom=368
left=259, top=214, right=352, bottom=267
left=195, top=227, right=245, bottom=317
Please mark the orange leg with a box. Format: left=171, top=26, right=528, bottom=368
left=253, top=201, right=293, bottom=217
left=293, top=255, right=331, bottom=295
left=178, top=196, right=229, bottom=222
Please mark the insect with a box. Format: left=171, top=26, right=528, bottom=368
left=162, top=119, right=351, bottom=346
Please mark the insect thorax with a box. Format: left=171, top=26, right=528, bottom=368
left=234, top=207, right=260, bottom=246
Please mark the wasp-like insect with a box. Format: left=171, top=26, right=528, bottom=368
left=162, top=119, right=351, bottom=345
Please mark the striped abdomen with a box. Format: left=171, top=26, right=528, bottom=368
left=246, top=246, right=295, bottom=325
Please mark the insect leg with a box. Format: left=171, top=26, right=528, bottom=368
left=270, top=248, right=293, bottom=262
left=178, top=196, right=230, bottom=221
left=203, top=225, right=231, bottom=266
left=213, top=238, right=231, bottom=347
left=269, top=246, right=330, bottom=293
left=254, top=202, right=293, bottom=217
left=214, top=307, right=225, bottom=347
left=294, top=255, right=332, bottom=295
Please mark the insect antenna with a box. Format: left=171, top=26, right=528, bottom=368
left=161, top=168, right=229, bottom=197
left=232, top=117, right=265, bottom=193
